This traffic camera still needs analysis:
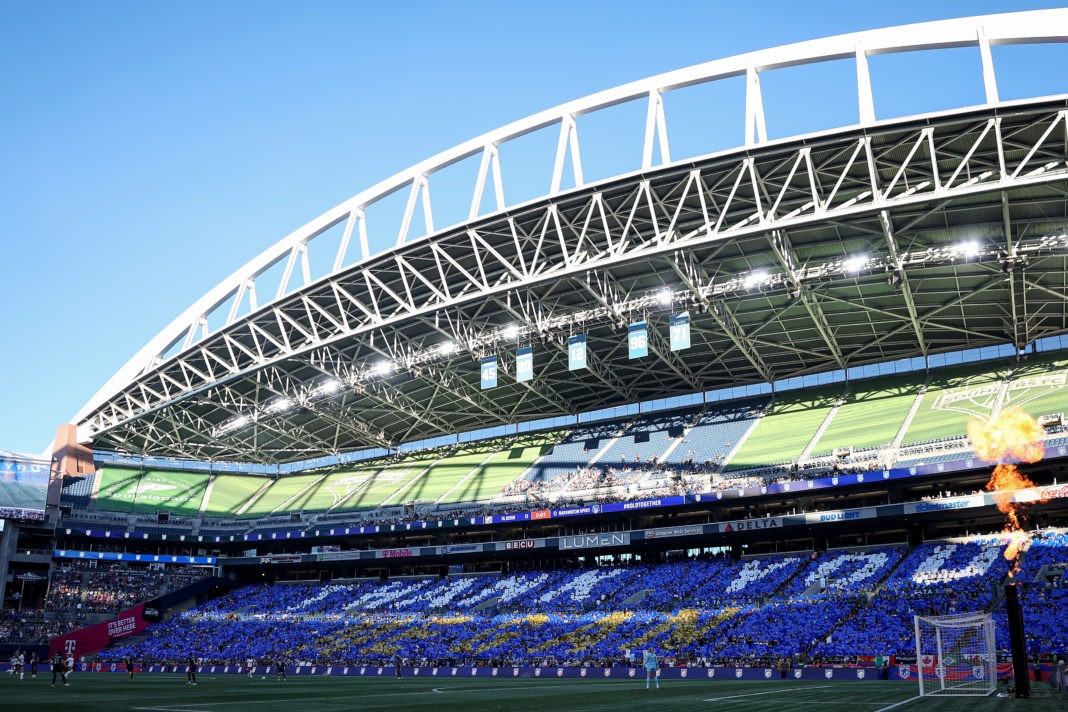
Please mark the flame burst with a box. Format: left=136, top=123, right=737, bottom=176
left=966, top=407, right=1047, bottom=576
left=967, top=407, right=1045, bottom=464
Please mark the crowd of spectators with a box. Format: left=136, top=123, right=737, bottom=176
left=501, top=465, right=645, bottom=497
left=0, top=608, right=80, bottom=643
left=501, top=453, right=715, bottom=500
left=230, top=445, right=957, bottom=533
left=100, top=532, right=1068, bottom=670
left=95, top=535, right=1068, bottom=670
left=43, top=562, right=207, bottom=614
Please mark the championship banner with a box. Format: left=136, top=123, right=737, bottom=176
left=628, top=322, right=648, bottom=359
left=670, top=312, right=691, bottom=351
left=480, top=355, right=498, bottom=390
left=568, top=335, right=587, bottom=370
left=516, top=347, right=533, bottom=382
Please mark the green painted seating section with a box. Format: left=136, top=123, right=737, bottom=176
left=240, top=474, right=323, bottom=517
left=203, top=475, right=271, bottom=517
left=810, top=373, right=925, bottom=455
left=89, top=355, right=1068, bottom=518
left=899, top=362, right=1006, bottom=445
left=724, top=385, right=845, bottom=470
left=402, top=444, right=504, bottom=502
left=334, top=453, right=439, bottom=511
left=94, top=466, right=142, bottom=512
left=131, top=469, right=210, bottom=515
left=1002, top=356, right=1068, bottom=421
left=95, top=467, right=210, bottom=515
left=286, top=465, right=385, bottom=512
left=439, top=431, right=563, bottom=503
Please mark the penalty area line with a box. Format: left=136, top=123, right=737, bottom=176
left=703, top=684, right=832, bottom=702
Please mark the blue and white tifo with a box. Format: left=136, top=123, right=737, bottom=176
left=4, top=11, right=1068, bottom=689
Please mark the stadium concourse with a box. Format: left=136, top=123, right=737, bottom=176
left=5, top=11, right=1068, bottom=705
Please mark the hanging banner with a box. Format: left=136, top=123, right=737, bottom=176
left=480, top=355, right=498, bottom=390
left=628, top=322, right=648, bottom=359
left=670, top=312, right=691, bottom=351
left=516, top=347, right=533, bottom=383
left=568, top=335, right=587, bottom=371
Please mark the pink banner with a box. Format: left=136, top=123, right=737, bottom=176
left=49, top=603, right=150, bottom=658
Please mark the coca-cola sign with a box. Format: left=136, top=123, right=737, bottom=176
left=1041, top=484, right=1068, bottom=500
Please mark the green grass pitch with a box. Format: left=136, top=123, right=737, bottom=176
left=2, top=673, right=1060, bottom=711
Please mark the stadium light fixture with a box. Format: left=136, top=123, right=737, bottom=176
left=742, top=271, right=768, bottom=289
left=955, top=240, right=981, bottom=258
left=439, top=341, right=458, bottom=356
left=502, top=324, right=520, bottom=340
left=317, top=379, right=340, bottom=395
left=656, top=288, right=673, bottom=305
left=219, top=414, right=251, bottom=434
left=266, top=398, right=293, bottom=413
left=372, top=361, right=394, bottom=377
left=843, top=255, right=867, bottom=273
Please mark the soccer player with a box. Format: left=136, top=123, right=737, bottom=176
left=246, top=656, right=255, bottom=678
left=394, top=653, right=402, bottom=679
left=50, top=652, right=69, bottom=687
left=276, top=657, right=286, bottom=682
left=64, top=653, right=75, bottom=680
left=124, top=654, right=135, bottom=680
left=643, top=649, right=659, bottom=690
left=186, top=654, right=198, bottom=686
left=14, top=651, right=24, bottom=680
left=29, top=652, right=39, bottom=679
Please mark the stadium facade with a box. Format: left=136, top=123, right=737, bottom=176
left=2, top=11, right=1068, bottom=684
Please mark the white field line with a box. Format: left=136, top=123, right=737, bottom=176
left=133, top=680, right=632, bottom=711
left=704, top=683, right=833, bottom=701
left=872, top=694, right=924, bottom=712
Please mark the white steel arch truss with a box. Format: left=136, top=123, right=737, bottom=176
left=74, top=11, right=1068, bottom=461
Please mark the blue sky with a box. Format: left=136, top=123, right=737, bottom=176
left=0, top=0, right=1065, bottom=456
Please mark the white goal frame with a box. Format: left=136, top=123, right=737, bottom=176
left=913, top=611, right=997, bottom=696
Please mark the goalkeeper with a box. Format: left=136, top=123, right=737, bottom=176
left=643, top=649, right=660, bottom=690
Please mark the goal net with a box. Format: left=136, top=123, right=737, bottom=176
left=913, top=611, right=996, bottom=696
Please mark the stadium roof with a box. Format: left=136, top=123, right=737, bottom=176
left=74, top=11, right=1068, bottom=463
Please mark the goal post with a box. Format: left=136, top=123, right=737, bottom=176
left=913, top=611, right=997, bottom=696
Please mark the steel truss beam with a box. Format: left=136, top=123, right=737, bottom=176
left=83, top=101, right=1068, bottom=461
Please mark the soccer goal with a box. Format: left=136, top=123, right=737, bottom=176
left=913, top=611, right=997, bottom=696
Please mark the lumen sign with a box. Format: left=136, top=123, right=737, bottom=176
left=558, top=532, right=630, bottom=550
